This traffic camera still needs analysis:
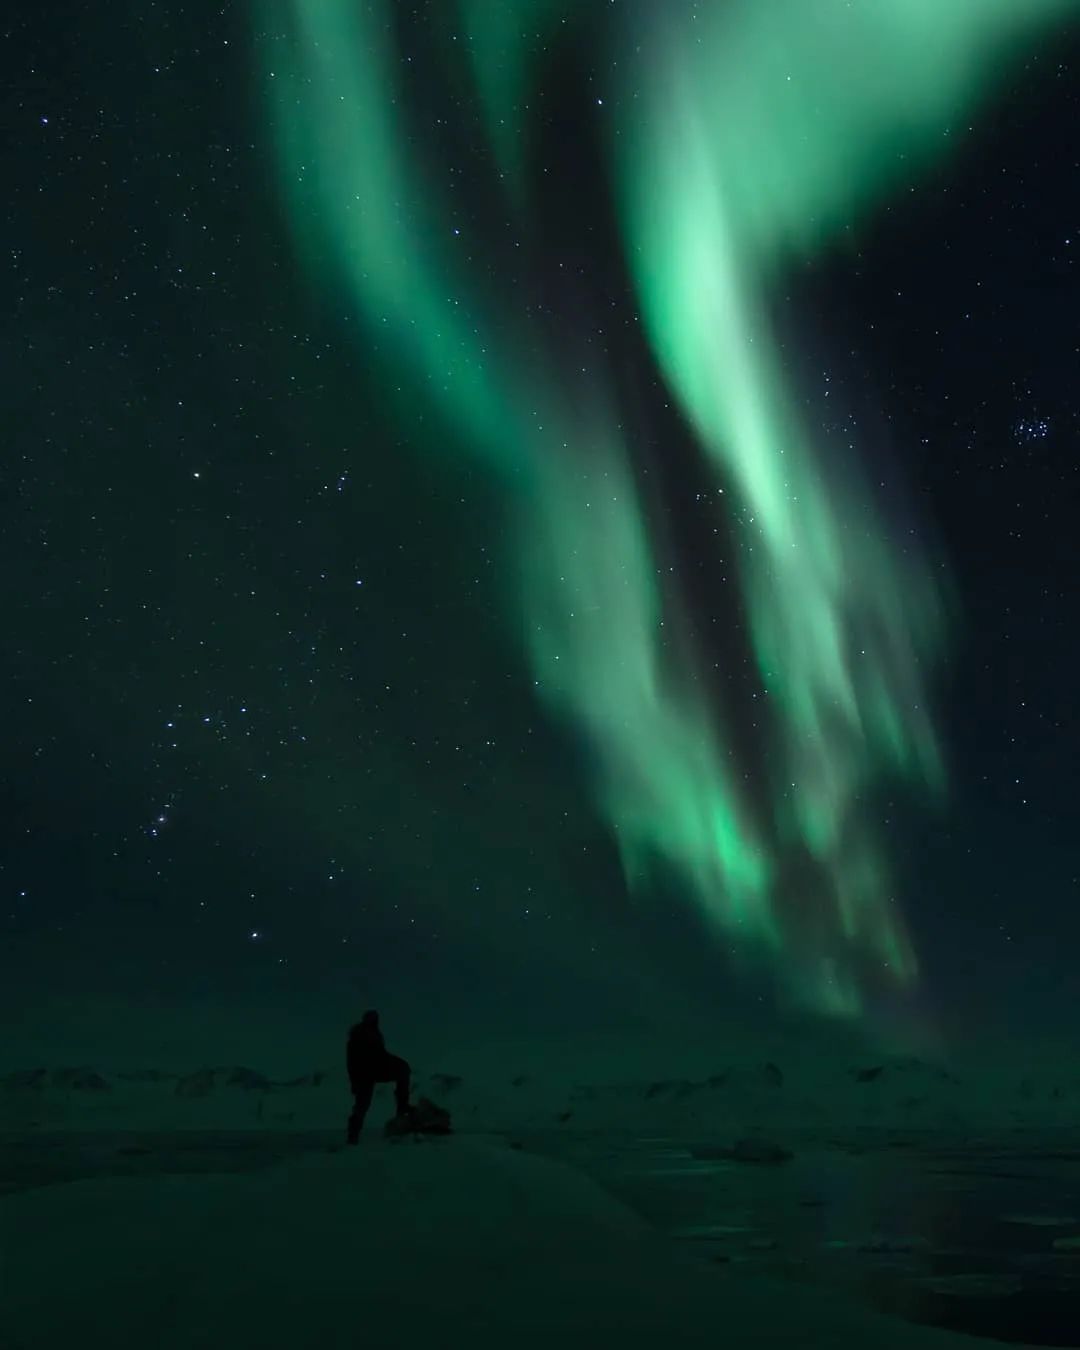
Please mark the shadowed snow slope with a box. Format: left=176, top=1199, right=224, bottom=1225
left=0, top=1135, right=1046, bottom=1349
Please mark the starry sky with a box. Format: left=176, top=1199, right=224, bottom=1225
left=4, top=2, right=1079, bottom=1067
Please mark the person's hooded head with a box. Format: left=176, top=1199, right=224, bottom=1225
left=349, top=1010, right=381, bottom=1040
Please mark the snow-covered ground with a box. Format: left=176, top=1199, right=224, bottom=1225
left=4, top=1131, right=1064, bottom=1350
left=3, top=1031, right=1079, bottom=1347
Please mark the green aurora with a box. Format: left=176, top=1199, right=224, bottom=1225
left=263, top=0, right=1075, bottom=1015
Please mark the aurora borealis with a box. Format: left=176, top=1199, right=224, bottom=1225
left=6, top=0, right=1080, bottom=1069
left=263, top=0, right=1073, bottom=1014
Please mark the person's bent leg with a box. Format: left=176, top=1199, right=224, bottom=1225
left=386, top=1055, right=411, bottom=1116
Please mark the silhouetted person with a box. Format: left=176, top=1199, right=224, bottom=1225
left=346, top=1010, right=411, bottom=1144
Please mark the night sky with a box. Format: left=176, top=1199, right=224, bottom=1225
left=4, top=2, right=1079, bottom=1068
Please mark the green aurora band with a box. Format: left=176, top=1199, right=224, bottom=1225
left=263, top=0, right=1074, bottom=1015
